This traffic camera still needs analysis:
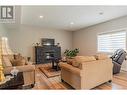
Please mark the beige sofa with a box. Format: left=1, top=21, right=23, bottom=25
left=2, top=55, right=35, bottom=87
left=60, top=55, right=113, bottom=89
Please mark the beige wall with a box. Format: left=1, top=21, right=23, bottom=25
left=0, top=24, right=8, bottom=37
left=73, top=16, right=127, bottom=56
left=8, top=25, right=72, bottom=61
left=73, top=16, right=127, bottom=71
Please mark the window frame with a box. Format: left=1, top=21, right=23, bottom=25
left=97, top=29, right=127, bottom=54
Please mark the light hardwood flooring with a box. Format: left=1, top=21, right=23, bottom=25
left=32, top=64, right=127, bottom=90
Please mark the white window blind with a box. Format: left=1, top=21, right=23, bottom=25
left=98, top=30, right=126, bottom=53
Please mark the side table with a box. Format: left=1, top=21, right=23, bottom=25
left=51, top=58, right=61, bottom=71
left=0, top=72, right=24, bottom=89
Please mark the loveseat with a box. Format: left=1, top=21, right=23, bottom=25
left=60, top=54, right=113, bottom=89
left=2, top=54, right=35, bottom=87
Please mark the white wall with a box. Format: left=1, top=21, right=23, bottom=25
left=0, top=24, right=8, bottom=37
left=73, top=16, right=127, bottom=71
left=8, top=25, right=72, bottom=61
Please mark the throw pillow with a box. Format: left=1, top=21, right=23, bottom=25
left=66, top=58, right=74, bottom=65
left=8, top=55, right=14, bottom=61
left=71, top=60, right=81, bottom=67
left=2, top=56, right=12, bottom=68
left=11, top=59, right=26, bottom=66
left=14, top=53, right=22, bottom=60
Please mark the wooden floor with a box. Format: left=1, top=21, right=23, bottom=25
left=32, top=64, right=127, bottom=90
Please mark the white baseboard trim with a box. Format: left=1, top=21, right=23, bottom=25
left=121, top=68, right=127, bottom=72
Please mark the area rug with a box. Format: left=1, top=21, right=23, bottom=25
left=39, top=64, right=61, bottom=78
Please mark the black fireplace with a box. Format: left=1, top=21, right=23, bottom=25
left=35, top=39, right=61, bottom=64
left=45, top=51, right=54, bottom=60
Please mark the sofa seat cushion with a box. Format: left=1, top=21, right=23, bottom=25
left=94, top=53, right=108, bottom=60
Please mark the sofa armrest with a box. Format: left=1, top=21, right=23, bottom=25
left=60, top=63, right=80, bottom=76
left=79, top=59, right=113, bottom=78
left=112, top=61, right=121, bottom=74
left=4, top=65, right=35, bottom=75
left=79, top=58, right=113, bottom=69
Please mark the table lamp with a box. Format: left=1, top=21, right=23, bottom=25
left=1, top=37, right=13, bottom=56
left=0, top=39, right=5, bottom=82
left=0, top=37, right=14, bottom=82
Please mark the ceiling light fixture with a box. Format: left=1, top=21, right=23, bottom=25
left=70, top=22, right=74, bottom=25
left=39, top=15, right=44, bottom=18
left=99, top=12, right=104, bottom=15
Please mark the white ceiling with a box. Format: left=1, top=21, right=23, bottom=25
left=6, top=6, right=127, bottom=31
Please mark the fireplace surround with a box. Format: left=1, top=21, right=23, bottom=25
left=35, top=39, right=61, bottom=64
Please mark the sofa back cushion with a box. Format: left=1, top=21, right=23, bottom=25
left=94, top=53, right=108, bottom=60
left=71, top=56, right=96, bottom=68
left=75, top=56, right=96, bottom=63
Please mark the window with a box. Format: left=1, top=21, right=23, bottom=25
left=98, top=30, right=126, bottom=53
